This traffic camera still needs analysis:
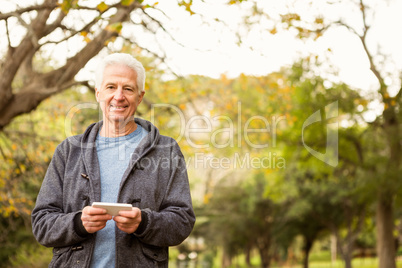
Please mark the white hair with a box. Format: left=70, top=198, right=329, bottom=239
left=95, top=53, right=146, bottom=93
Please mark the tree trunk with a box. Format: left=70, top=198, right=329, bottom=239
left=302, top=237, right=313, bottom=268
left=245, top=244, right=252, bottom=267
left=331, top=234, right=337, bottom=264
left=258, top=246, right=271, bottom=268
left=344, top=254, right=352, bottom=268
left=397, top=216, right=402, bottom=252
left=337, top=205, right=366, bottom=268
left=376, top=102, right=400, bottom=268
left=221, top=249, right=232, bottom=268
left=376, top=193, right=396, bottom=268
left=341, top=242, right=353, bottom=268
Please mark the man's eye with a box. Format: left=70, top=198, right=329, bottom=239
left=125, top=88, right=134, bottom=92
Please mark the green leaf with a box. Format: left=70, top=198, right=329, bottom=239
left=121, top=0, right=135, bottom=6
left=106, top=22, right=123, bottom=34
left=60, top=0, right=72, bottom=13
left=60, top=0, right=79, bottom=13
left=143, top=2, right=159, bottom=9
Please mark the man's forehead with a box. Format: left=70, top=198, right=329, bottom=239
left=104, top=63, right=135, bottom=72
left=103, top=65, right=137, bottom=79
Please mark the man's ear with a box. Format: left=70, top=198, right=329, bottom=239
left=95, top=88, right=100, bottom=102
left=138, top=91, right=145, bottom=104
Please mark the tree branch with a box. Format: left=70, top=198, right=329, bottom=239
left=350, top=206, right=366, bottom=242
left=43, top=9, right=67, bottom=36
left=43, top=2, right=140, bottom=86
left=141, top=9, right=183, bottom=46
left=0, top=2, right=58, bottom=20
left=5, top=17, right=12, bottom=51
left=40, top=16, right=102, bottom=47
left=13, top=12, right=40, bottom=50
left=359, top=1, right=386, bottom=95
left=335, top=2, right=386, bottom=96
left=0, top=0, right=55, bottom=113
left=395, top=74, right=402, bottom=101
left=0, top=1, right=142, bottom=129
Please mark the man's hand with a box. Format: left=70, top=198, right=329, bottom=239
left=81, top=206, right=113, bottom=233
left=113, top=207, right=142, bottom=234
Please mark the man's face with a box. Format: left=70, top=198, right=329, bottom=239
left=96, top=64, right=144, bottom=125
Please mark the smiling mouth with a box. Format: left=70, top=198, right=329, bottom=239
left=110, top=104, right=128, bottom=111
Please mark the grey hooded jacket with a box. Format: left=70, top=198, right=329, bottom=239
left=31, top=118, right=195, bottom=267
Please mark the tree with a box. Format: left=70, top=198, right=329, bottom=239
left=0, top=0, right=197, bottom=129
left=289, top=59, right=377, bottom=268
left=199, top=173, right=285, bottom=268
left=282, top=200, right=326, bottom=268
left=0, top=87, right=98, bottom=266
left=236, top=0, right=402, bottom=266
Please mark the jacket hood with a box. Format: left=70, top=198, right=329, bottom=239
left=79, top=118, right=160, bottom=156
left=70, top=118, right=161, bottom=201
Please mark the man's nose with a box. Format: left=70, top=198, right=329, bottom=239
left=113, top=87, right=125, bottom=100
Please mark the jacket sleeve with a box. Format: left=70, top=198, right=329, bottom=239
left=31, top=143, right=90, bottom=248
left=134, top=142, right=196, bottom=247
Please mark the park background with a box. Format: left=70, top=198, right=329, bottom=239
left=0, top=0, right=402, bottom=267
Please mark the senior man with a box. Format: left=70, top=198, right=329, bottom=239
left=32, top=53, right=195, bottom=267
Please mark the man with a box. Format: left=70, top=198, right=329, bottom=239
left=31, top=53, right=195, bottom=267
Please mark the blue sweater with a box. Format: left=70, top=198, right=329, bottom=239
left=90, top=125, right=148, bottom=268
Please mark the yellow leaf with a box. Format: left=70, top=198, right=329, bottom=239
left=97, top=2, right=108, bottom=12
left=34, top=167, right=42, bottom=174
left=178, top=1, right=195, bottom=15
left=315, top=17, right=324, bottom=24
left=20, top=164, right=26, bottom=173
left=203, top=193, right=212, bottom=204
left=104, top=36, right=116, bottom=46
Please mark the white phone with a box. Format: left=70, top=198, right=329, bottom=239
left=92, top=202, right=132, bottom=216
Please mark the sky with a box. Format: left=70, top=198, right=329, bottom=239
left=151, top=1, right=303, bottom=77
left=1, top=0, right=402, bottom=97
left=143, top=0, right=402, bottom=122
left=141, top=0, right=402, bottom=95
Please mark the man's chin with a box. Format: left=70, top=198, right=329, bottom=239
left=107, top=115, right=135, bottom=124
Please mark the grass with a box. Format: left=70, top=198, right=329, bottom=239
left=9, top=244, right=402, bottom=268
left=208, top=250, right=402, bottom=268
left=271, top=258, right=402, bottom=268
